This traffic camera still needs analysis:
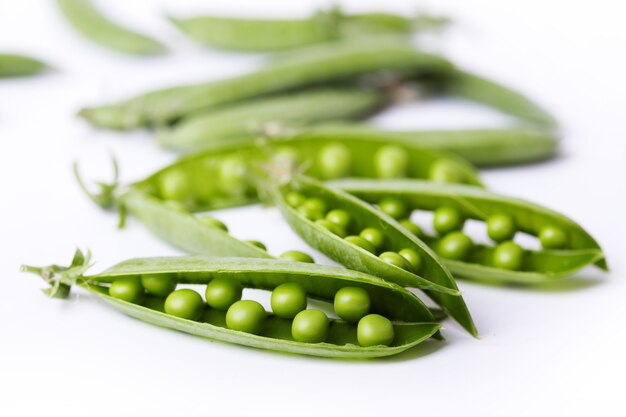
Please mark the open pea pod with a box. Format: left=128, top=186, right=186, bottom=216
left=330, top=178, right=607, bottom=282
left=22, top=251, right=440, bottom=359
left=275, top=175, right=477, bottom=336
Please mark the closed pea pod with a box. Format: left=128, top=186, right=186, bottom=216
left=0, top=53, right=49, bottom=77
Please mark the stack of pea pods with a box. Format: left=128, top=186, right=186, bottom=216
left=22, top=4, right=607, bottom=359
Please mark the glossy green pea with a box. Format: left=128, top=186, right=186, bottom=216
left=317, top=143, right=352, bottom=179
left=374, top=144, right=410, bottom=178
left=205, top=277, right=243, bottom=311
left=226, top=300, right=266, bottom=334
left=298, top=204, right=325, bottom=221
left=315, top=219, right=348, bottom=238
left=218, top=155, right=248, bottom=194
left=285, top=191, right=306, bottom=208
left=493, top=241, right=524, bottom=271
left=437, top=231, right=473, bottom=261
left=325, top=209, right=352, bottom=229
left=487, top=213, right=516, bottom=242
left=291, top=309, right=329, bottom=343
left=301, top=197, right=328, bottom=216
left=271, top=283, right=307, bottom=319
left=378, top=197, right=408, bottom=219
left=164, top=289, right=204, bottom=320
left=246, top=240, right=267, bottom=251
left=199, top=216, right=229, bottom=232
left=344, top=235, right=376, bottom=254
left=109, top=277, right=144, bottom=304
left=540, top=225, right=568, bottom=249
left=159, top=170, right=190, bottom=201
left=433, top=206, right=464, bottom=235
left=359, top=227, right=385, bottom=250
left=399, top=219, right=422, bottom=237
left=398, top=248, right=423, bottom=273
left=334, top=286, right=370, bottom=322
left=141, top=273, right=177, bottom=297
left=357, top=314, right=394, bottom=347
left=379, top=252, right=412, bottom=271
left=279, top=250, right=315, bottom=263
left=429, top=159, right=464, bottom=183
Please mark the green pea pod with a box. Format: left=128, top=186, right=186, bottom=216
left=56, top=0, right=166, bottom=55
left=330, top=178, right=607, bottom=281
left=0, top=53, right=49, bottom=77
left=155, top=89, right=385, bottom=151
left=275, top=175, right=477, bottom=336
left=79, top=36, right=453, bottom=129
left=22, top=251, right=440, bottom=359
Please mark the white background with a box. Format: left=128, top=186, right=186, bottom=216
left=1, top=1, right=625, bottom=416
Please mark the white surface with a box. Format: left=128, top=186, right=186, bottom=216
left=1, top=1, right=625, bottom=416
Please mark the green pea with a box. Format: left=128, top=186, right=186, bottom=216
left=164, top=289, right=204, bottom=320
left=159, top=169, right=190, bottom=201
left=285, top=191, right=306, bottom=208
left=487, top=213, right=516, bottom=242
left=315, top=219, right=347, bottom=238
left=437, top=231, right=473, bottom=261
left=399, top=219, right=423, bottom=237
left=378, top=197, right=408, bottom=220
left=325, top=209, right=352, bottom=229
left=539, top=225, right=568, bottom=249
left=218, top=155, right=248, bottom=194
left=317, top=143, right=352, bottom=179
left=334, top=286, right=370, bottom=322
left=359, top=227, right=385, bottom=250
left=344, top=235, right=376, bottom=254
left=374, top=145, right=410, bottom=178
left=199, top=216, right=229, bottom=232
left=291, top=309, right=329, bottom=343
left=141, top=273, right=177, bottom=297
left=246, top=240, right=267, bottom=251
left=379, top=251, right=412, bottom=271
left=398, top=248, right=423, bottom=273
left=357, top=314, right=395, bottom=347
left=109, top=277, right=144, bottom=304
left=205, top=277, right=243, bottom=311
left=492, top=241, right=524, bottom=270
left=279, top=250, right=315, bottom=263
left=225, top=300, right=266, bottom=334
left=298, top=197, right=327, bottom=221
left=271, top=282, right=307, bottom=319
left=433, top=206, right=464, bottom=235
left=428, top=159, right=464, bottom=183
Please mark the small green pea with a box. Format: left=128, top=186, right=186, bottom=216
left=298, top=197, right=327, bottom=220
left=357, top=314, right=395, bottom=347
left=315, top=219, right=347, bottom=238
left=285, top=191, right=306, bottom=208
left=487, top=213, right=516, bottom=242
left=164, top=289, right=204, bottom=320
left=141, top=273, right=177, bottom=297
left=433, top=206, right=465, bottom=235
left=325, top=209, right=352, bottom=229
left=492, top=241, right=525, bottom=270
left=291, top=309, right=329, bottom=343
left=359, top=227, right=385, bottom=250
left=205, top=277, right=242, bottom=311
left=398, top=248, right=423, bottom=272
left=539, top=225, right=568, bottom=249
left=428, top=159, right=464, bottom=183
left=199, top=216, right=228, bottom=232
left=374, top=145, right=410, bottom=178
left=399, top=219, right=423, bottom=237
left=334, top=286, right=370, bottom=322
left=279, top=250, right=315, bottom=263
left=317, top=143, right=352, bottom=179
left=218, top=155, right=248, bottom=194
left=378, top=197, right=408, bottom=220
left=246, top=240, right=267, bottom=251
left=379, top=251, right=412, bottom=271
left=159, top=169, right=190, bottom=201
left=226, top=300, right=266, bottom=334
left=437, top=231, right=473, bottom=261
left=109, top=277, right=144, bottom=304
left=344, top=235, right=376, bottom=254
left=271, top=282, right=307, bottom=319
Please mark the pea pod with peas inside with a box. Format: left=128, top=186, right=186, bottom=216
left=329, top=178, right=607, bottom=284
left=21, top=251, right=441, bottom=359
left=275, top=175, right=477, bottom=336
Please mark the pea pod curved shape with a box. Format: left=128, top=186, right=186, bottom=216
left=21, top=252, right=440, bottom=359
left=330, top=178, right=607, bottom=281
left=0, top=53, right=49, bottom=77
left=276, top=175, right=477, bottom=336
left=56, top=0, right=166, bottom=55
